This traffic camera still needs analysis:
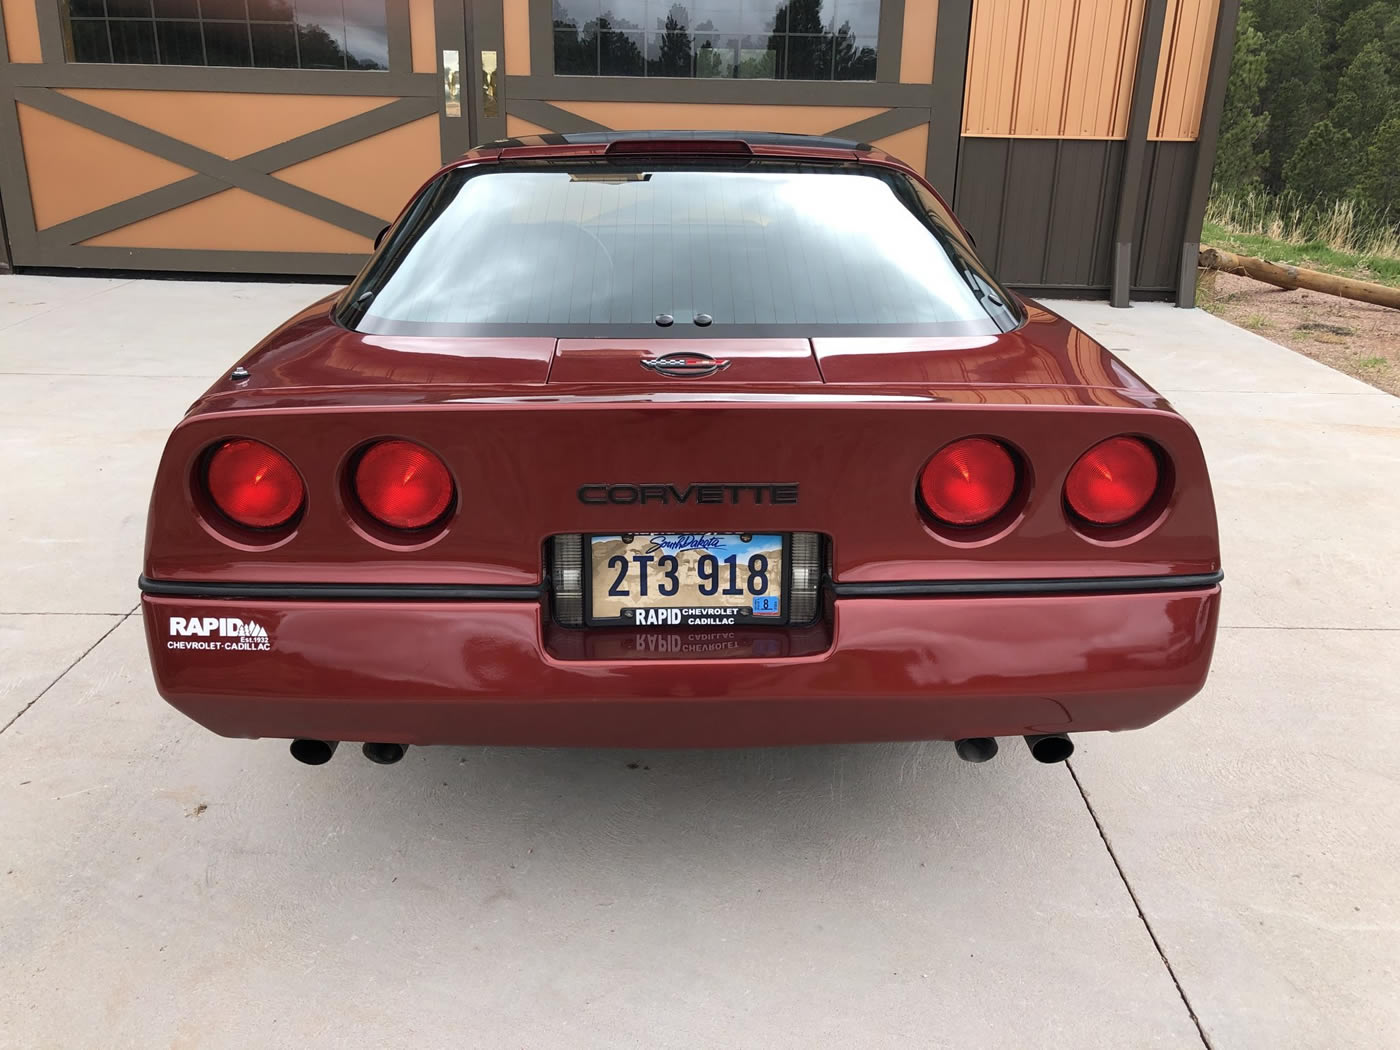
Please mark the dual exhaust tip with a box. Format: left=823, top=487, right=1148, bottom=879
left=289, top=740, right=406, bottom=766
left=954, top=734, right=1074, bottom=765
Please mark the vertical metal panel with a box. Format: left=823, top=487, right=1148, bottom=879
left=926, top=0, right=973, bottom=198
left=952, top=137, right=1009, bottom=270
left=962, top=0, right=1144, bottom=139
left=1149, top=0, right=1220, bottom=140
left=1177, top=0, right=1239, bottom=305
left=1043, top=140, right=1122, bottom=288
left=876, top=0, right=907, bottom=82
left=1110, top=0, right=1168, bottom=306
left=435, top=0, right=471, bottom=158
left=469, top=0, right=505, bottom=143
left=957, top=136, right=1129, bottom=293
left=994, top=139, right=1058, bottom=284
left=1133, top=140, right=1194, bottom=288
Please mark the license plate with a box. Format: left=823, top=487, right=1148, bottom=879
left=587, top=533, right=787, bottom=627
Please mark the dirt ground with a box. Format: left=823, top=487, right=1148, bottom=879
left=1198, top=271, right=1400, bottom=396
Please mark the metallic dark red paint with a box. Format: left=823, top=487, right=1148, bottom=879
left=140, top=135, right=1221, bottom=749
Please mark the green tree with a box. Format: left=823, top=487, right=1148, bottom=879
left=1258, top=20, right=1327, bottom=190
left=1332, top=2, right=1392, bottom=78
left=1357, top=117, right=1400, bottom=212
left=1330, top=42, right=1397, bottom=144
left=1283, top=120, right=1358, bottom=200
left=1212, top=7, right=1270, bottom=189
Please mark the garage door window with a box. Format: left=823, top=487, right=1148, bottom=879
left=553, top=0, right=880, bottom=80
left=60, top=0, right=389, bottom=69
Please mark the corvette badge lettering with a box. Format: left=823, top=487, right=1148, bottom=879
left=577, top=483, right=798, bottom=505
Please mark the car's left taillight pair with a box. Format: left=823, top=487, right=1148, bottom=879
left=919, top=435, right=1165, bottom=533
left=203, top=438, right=454, bottom=532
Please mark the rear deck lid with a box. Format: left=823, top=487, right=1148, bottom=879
left=549, top=338, right=822, bottom=384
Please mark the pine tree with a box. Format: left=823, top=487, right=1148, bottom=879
left=1283, top=121, right=1358, bottom=201
left=1357, top=118, right=1400, bottom=213
left=1331, top=42, right=1397, bottom=145
left=1213, top=8, right=1271, bottom=189
left=1258, top=21, right=1327, bottom=191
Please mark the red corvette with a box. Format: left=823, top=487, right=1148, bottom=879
left=140, top=132, right=1221, bottom=767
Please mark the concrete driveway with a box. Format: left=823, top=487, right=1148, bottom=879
left=1, top=275, right=1396, bottom=1049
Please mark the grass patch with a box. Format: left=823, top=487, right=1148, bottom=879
left=1203, top=189, right=1400, bottom=287
left=1201, top=222, right=1400, bottom=288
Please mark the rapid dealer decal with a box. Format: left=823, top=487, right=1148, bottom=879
left=167, top=616, right=271, bottom=652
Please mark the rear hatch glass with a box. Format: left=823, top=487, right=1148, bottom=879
left=341, top=159, right=1020, bottom=338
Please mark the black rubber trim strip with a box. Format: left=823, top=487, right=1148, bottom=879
left=138, top=575, right=544, bottom=601
left=824, top=571, right=1223, bottom=598
left=139, top=572, right=1221, bottom=603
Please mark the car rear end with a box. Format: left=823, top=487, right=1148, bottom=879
left=140, top=135, right=1221, bottom=756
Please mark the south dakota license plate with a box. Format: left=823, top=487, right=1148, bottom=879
left=587, top=533, right=787, bottom=627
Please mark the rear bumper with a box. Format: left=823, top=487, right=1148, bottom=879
left=141, top=581, right=1221, bottom=748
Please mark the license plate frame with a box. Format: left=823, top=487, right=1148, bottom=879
left=584, top=532, right=792, bottom=628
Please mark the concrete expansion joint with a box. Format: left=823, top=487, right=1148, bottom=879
left=1067, top=760, right=1216, bottom=1050
left=0, top=607, right=136, bottom=737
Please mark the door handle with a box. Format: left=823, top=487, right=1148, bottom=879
left=442, top=49, right=461, bottom=117
left=481, top=50, right=498, bottom=118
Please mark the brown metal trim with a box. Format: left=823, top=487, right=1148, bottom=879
left=825, top=106, right=927, bottom=144
left=387, top=0, right=412, bottom=73
left=4, top=63, right=437, bottom=96
left=35, top=96, right=435, bottom=247
left=875, top=0, right=905, bottom=83
left=1110, top=0, right=1169, bottom=308
left=468, top=0, right=505, bottom=142
left=241, top=95, right=436, bottom=171
left=34, top=0, right=66, bottom=63
left=504, top=98, right=606, bottom=135
left=15, top=86, right=386, bottom=238
left=25, top=242, right=364, bottom=275
left=0, top=82, right=42, bottom=264
left=1176, top=0, right=1240, bottom=308
left=503, top=74, right=931, bottom=108
left=0, top=6, right=14, bottom=272
left=528, top=0, right=552, bottom=84
left=926, top=0, right=972, bottom=197
left=435, top=0, right=470, bottom=158
left=38, top=175, right=224, bottom=248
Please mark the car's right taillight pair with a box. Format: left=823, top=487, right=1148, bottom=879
left=919, top=435, right=1164, bottom=531
left=204, top=438, right=454, bottom=532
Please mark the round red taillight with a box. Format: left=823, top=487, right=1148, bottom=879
left=205, top=439, right=304, bottom=530
left=919, top=437, right=1018, bottom=527
left=1065, top=436, right=1160, bottom=526
left=353, top=440, right=454, bottom=530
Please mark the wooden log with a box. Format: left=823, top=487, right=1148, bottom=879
left=1198, top=246, right=1400, bottom=311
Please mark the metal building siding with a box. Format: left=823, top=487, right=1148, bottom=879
left=956, top=137, right=1125, bottom=292
left=962, top=0, right=1144, bottom=139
